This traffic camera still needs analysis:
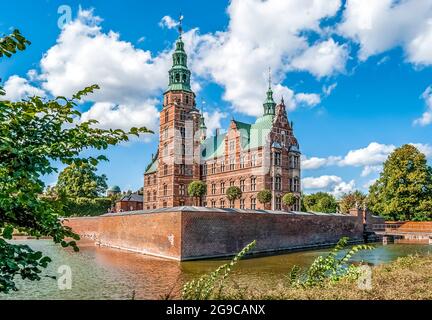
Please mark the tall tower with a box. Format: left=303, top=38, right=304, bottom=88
left=263, top=68, right=276, bottom=116
left=157, top=19, right=201, bottom=207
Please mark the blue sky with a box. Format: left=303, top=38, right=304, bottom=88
left=1, top=0, right=432, bottom=196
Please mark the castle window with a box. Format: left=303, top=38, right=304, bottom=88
left=180, top=127, right=185, bottom=138
left=180, top=110, right=186, bottom=121
left=182, top=74, right=186, bottom=82
left=229, top=156, right=235, bottom=170
left=211, top=183, right=216, bottom=195
left=186, top=95, right=189, bottom=104
left=165, top=110, right=169, bottom=123
left=211, top=200, right=216, bottom=208
left=163, top=143, right=168, bottom=157
left=153, top=204, right=156, bottom=209
left=240, top=179, right=245, bottom=192
left=163, top=127, right=168, bottom=139
left=182, top=143, right=186, bottom=156
left=180, top=164, right=185, bottom=175
left=275, top=176, right=281, bottom=191
left=230, top=180, right=235, bottom=187
left=202, top=164, right=207, bottom=176
left=163, top=164, right=168, bottom=175
left=251, top=153, right=257, bottom=166
left=229, top=199, right=235, bottom=208
left=251, top=177, right=256, bottom=191
left=274, top=152, right=281, bottom=166
left=275, top=196, right=281, bottom=210
left=240, top=155, right=245, bottom=168
left=146, top=192, right=150, bottom=202
left=163, top=184, right=167, bottom=196
left=163, top=201, right=167, bottom=208
left=175, top=73, right=180, bottom=82
left=251, top=198, right=256, bottom=210
left=179, top=184, right=185, bottom=196
left=295, top=177, right=300, bottom=192
left=220, top=160, right=225, bottom=172
left=211, top=163, right=216, bottom=174
left=165, top=95, right=168, bottom=106
left=153, top=191, right=157, bottom=201
left=220, top=182, right=225, bottom=194
left=179, top=200, right=185, bottom=206
left=220, top=199, right=225, bottom=208
left=240, top=199, right=245, bottom=209
left=229, top=140, right=235, bottom=152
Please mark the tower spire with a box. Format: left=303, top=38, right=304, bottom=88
left=178, top=13, right=184, bottom=37
left=263, top=67, right=276, bottom=116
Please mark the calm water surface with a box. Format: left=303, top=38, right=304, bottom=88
left=1, top=239, right=431, bottom=300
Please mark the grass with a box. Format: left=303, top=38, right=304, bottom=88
left=218, top=254, right=432, bottom=300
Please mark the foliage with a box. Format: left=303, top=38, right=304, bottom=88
left=55, top=163, right=108, bottom=199
left=61, top=197, right=112, bottom=217
left=288, top=237, right=374, bottom=288
left=0, top=30, right=153, bottom=293
left=303, top=192, right=338, bottom=213
left=257, top=189, right=272, bottom=204
left=226, top=186, right=242, bottom=202
left=368, top=144, right=432, bottom=221
left=182, top=240, right=256, bottom=300
left=188, top=181, right=207, bottom=206
left=0, top=238, right=52, bottom=293
left=282, top=193, right=297, bottom=208
left=338, top=190, right=367, bottom=213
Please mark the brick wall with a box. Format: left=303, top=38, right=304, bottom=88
left=64, top=208, right=366, bottom=260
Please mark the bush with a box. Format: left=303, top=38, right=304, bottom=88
left=257, top=189, right=272, bottom=205
left=188, top=181, right=207, bottom=206
left=282, top=193, right=297, bottom=208
left=62, top=197, right=112, bottom=217
left=226, top=186, right=242, bottom=202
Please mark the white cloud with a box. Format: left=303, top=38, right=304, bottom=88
left=80, top=101, right=160, bottom=133
left=290, top=39, right=348, bottom=78
left=338, top=0, right=432, bottom=64
left=301, top=155, right=341, bottom=170
left=410, top=143, right=432, bottom=158
left=339, top=142, right=395, bottom=167
left=203, top=110, right=228, bottom=136
left=192, top=0, right=343, bottom=116
left=323, top=83, right=337, bottom=96
left=2, top=75, right=45, bottom=101
left=294, top=93, right=321, bottom=107
left=360, top=165, right=382, bottom=177
left=414, top=86, right=432, bottom=126
left=159, top=16, right=179, bottom=29
left=302, top=175, right=355, bottom=198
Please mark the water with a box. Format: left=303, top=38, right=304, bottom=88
left=1, top=239, right=431, bottom=300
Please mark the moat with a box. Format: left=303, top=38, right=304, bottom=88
left=1, top=239, right=431, bottom=300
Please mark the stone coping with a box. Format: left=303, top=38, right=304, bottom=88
left=63, top=206, right=351, bottom=219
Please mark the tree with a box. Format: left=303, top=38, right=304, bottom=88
left=338, top=190, right=366, bottom=214
left=0, top=30, right=153, bottom=293
left=257, top=189, right=272, bottom=209
left=55, top=163, right=108, bottom=199
left=282, top=192, right=297, bottom=210
left=188, top=181, right=207, bottom=206
left=226, top=186, right=242, bottom=203
left=303, top=192, right=338, bottom=213
left=368, top=144, right=432, bottom=221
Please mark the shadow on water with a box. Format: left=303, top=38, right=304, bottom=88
left=1, top=239, right=431, bottom=300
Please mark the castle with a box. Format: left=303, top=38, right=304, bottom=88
left=143, top=29, right=301, bottom=211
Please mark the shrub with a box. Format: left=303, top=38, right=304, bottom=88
left=62, top=197, right=112, bottom=217
left=187, top=181, right=207, bottom=206
left=282, top=193, right=297, bottom=208
left=257, top=189, right=272, bottom=205
left=226, top=186, right=242, bottom=202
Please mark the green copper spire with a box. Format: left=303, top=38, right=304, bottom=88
left=166, top=16, right=192, bottom=92
left=199, top=113, right=207, bottom=130
left=263, top=68, right=276, bottom=116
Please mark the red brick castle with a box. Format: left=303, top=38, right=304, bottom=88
left=143, top=28, right=301, bottom=211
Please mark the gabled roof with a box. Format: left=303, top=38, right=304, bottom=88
left=118, top=193, right=143, bottom=202
left=201, top=115, right=275, bottom=161
left=145, top=158, right=158, bottom=174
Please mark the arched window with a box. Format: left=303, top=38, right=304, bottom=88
left=185, top=95, right=189, bottom=105
left=163, top=164, right=168, bottom=175
left=153, top=190, right=157, bottom=201
left=182, top=74, right=186, bottom=82
left=163, top=184, right=167, bottom=196
left=175, top=73, right=180, bottom=82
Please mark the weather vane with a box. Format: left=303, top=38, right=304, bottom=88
left=178, top=13, right=184, bottom=36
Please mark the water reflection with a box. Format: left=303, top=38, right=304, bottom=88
left=1, top=239, right=431, bottom=300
